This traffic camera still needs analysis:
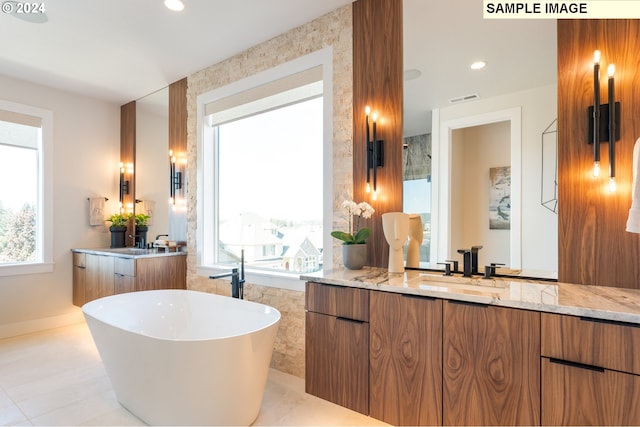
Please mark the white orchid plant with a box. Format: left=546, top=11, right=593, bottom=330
left=331, top=200, right=375, bottom=245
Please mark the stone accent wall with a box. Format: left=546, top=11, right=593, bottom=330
left=185, top=6, right=353, bottom=378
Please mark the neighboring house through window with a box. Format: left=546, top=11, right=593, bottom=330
left=197, top=49, right=333, bottom=287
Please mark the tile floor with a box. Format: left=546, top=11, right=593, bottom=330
left=0, top=322, right=387, bottom=426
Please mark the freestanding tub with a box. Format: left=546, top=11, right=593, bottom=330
left=82, top=289, right=281, bottom=426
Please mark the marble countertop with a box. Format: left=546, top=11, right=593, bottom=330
left=300, top=268, right=640, bottom=325
left=72, top=247, right=186, bottom=259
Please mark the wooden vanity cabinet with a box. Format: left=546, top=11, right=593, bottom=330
left=305, top=282, right=370, bottom=414
left=443, top=300, right=540, bottom=426
left=541, top=313, right=640, bottom=426
left=369, top=291, right=442, bottom=426
left=72, top=252, right=187, bottom=306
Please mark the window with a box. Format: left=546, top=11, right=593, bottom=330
left=0, top=100, right=53, bottom=275
left=197, top=49, right=333, bottom=288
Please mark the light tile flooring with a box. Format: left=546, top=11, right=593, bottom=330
left=0, top=322, right=388, bottom=426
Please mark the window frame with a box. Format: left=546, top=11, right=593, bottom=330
left=0, top=99, right=54, bottom=276
left=196, top=48, right=333, bottom=291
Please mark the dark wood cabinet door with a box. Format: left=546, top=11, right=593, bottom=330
left=542, top=357, right=640, bottom=426
left=370, top=291, right=442, bottom=426
left=443, top=301, right=540, bottom=426
left=305, top=311, right=369, bottom=414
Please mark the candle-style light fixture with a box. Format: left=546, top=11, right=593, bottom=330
left=119, top=162, right=130, bottom=208
left=169, top=150, right=183, bottom=205
left=588, top=50, right=620, bottom=191
left=364, top=105, right=384, bottom=201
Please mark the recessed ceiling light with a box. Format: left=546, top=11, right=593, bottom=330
left=470, top=61, right=487, bottom=70
left=164, top=0, right=185, bottom=12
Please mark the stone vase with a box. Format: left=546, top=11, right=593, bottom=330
left=342, top=243, right=367, bottom=270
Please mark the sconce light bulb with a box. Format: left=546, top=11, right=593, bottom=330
left=372, top=112, right=378, bottom=122
left=608, top=64, right=615, bottom=77
left=169, top=149, right=173, bottom=157
left=593, top=161, right=600, bottom=177
left=365, top=105, right=370, bottom=115
left=609, top=177, right=617, bottom=192
left=594, top=50, right=601, bottom=64
left=171, top=156, right=176, bottom=164
left=372, top=190, right=378, bottom=201
left=365, top=182, right=371, bottom=193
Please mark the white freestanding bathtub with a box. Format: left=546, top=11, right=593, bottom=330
left=82, top=289, right=281, bottom=426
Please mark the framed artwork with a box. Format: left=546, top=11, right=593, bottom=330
left=489, top=166, right=511, bottom=230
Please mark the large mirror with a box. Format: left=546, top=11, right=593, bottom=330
left=402, top=0, right=558, bottom=279
left=135, top=87, right=170, bottom=242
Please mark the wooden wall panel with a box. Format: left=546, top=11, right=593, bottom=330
left=558, top=20, right=640, bottom=288
left=353, top=0, right=403, bottom=268
left=120, top=101, right=136, bottom=246
left=169, top=77, right=187, bottom=155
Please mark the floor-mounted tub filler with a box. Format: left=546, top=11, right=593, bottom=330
left=82, top=289, right=281, bottom=425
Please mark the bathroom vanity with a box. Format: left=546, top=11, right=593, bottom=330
left=302, top=269, right=640, bottom=426
left=71, top=248, right=186, bottom=306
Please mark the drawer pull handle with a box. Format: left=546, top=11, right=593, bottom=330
left=402, top=293, right=436, bottom=301
left=448, top=299, right=488, bottom=308
left=549, top=357, right=605, bottom=372
left=579, top=316, right=640, bottom=329
left=336, top=316, right=365, bottom=324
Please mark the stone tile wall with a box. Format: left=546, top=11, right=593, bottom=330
left=185, top=5, right=353, bottom=378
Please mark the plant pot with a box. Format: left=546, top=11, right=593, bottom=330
left=109, top=226, right=127, bottom=248
left=135, top=225, right=149, bottom=247
left=342, top=243, right=367, bottom=270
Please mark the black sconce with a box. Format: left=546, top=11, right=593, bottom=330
left=169, top=150, right=183, bottom=205
left=588, top=50, right=620, bottom=192
left=364, top=105, right=384, bottom=201
left=119, top=162, right=129, bottom=208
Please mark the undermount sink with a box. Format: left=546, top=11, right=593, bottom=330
left=417, top=273, right=509, bottom=298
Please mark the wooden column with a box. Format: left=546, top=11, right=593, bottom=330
left=120, top=101, right=136, bottom=246
left=168, top=77, right=188, bottom=242
left=557, top=20, right=640, bottom=288
left=169, top=78, right=187, bottom=156
left=353, top=0, right=403, bottom=268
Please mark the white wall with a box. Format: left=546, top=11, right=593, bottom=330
left=0, top=74, right=120, bottom=338
left=435, top=84, right=558, bottom=274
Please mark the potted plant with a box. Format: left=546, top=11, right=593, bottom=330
left=133, top=213, right=151, bottom=247
left=331, top=200, right=375, bottom=269
left=107, top=213, right=130, bottom=248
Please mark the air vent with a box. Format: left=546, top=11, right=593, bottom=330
left=449, top=93, right=480, bottom=104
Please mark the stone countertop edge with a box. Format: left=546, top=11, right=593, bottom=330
left=300, top=267, right=640, bottom=325
left=71, top=248, right=187, bottom=259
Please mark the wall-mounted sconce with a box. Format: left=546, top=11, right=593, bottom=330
left=119, top=162, right=129, bottom=208
left=588, top=50, right=620, bottom=192
left=169, top=150, right=183, bottom=205
left=364, top=105, right=384, bottom=201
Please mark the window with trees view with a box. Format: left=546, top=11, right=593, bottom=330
left=0, top=100, right=52, bottom=274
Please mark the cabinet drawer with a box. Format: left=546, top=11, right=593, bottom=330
left=73, top=252, right=86, bottom=268
left=542, top=312, right=640, bottom=375
left=305, top=282, right=369, bottom=321
left=114, top=257, right=136, bottom=277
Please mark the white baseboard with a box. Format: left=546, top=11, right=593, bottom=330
left=0, top=309, right=85, bottom=340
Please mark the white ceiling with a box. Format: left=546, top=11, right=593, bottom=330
left=0, top=0, right=556, bottom=136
